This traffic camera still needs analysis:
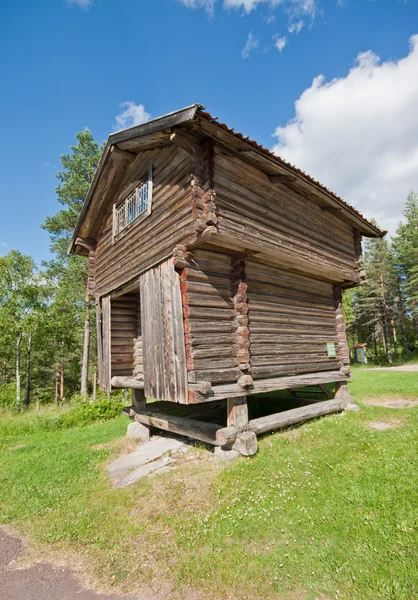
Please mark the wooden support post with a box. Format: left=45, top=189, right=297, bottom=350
left=227, top=396, right=248, bottom=432
left=129, top=389, right=150, bottom=441
left=335, top=381, right=359, bottom=411
left=132, top=388, right=146, bottom=412
left=334, top=381, right=351, bottom=408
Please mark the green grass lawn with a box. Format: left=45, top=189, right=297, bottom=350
left=1, top=369, right=418, bottom=599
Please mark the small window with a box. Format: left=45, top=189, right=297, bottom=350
left=113, top=165, right=153, bottom=239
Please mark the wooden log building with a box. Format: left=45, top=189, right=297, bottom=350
left=69, top=104, right=385, bottom=455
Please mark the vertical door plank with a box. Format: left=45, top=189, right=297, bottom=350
left=101, top=295, right=112, bottom=393
left=96, top=303, right=103, bottom=389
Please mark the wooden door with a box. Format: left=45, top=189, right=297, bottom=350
left=140, top=259, right=188, bottom=403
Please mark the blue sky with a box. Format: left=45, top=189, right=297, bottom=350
left=1, top=0, right=417, bottom=264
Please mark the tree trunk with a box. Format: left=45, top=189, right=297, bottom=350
left=60, top=365, right=64, bottom=402
left=81, top=283, right=91, bottom=398
left=23, top=332, right=32, bottom=409
left=15, top=331, right=23, bottom=409
left=415, top=306, right=418, bottom=344
left=379, top=270, right=392, bottom=365
left=397, top=276, right=409, bottom=358
left=93, top=365, right=97, bottom=402
left=54, top=365, right=59, bottom=405
left=390, top=316, right=398, bottom=355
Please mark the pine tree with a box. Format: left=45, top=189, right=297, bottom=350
left=357, top=236, right=398, bottom=363
left=392, top=191, right=418, bottom=343
left=43, top=130, right=102, bottom=397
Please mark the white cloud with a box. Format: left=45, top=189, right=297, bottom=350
left=114, top=102, right=151, bottom=131
left=180, top=0, right=215, bottom=14
left=224, top=0, right=264, bottom=13
left=274, top=35, right=287, bottom=51
left=181, top=0, right=317, bottom=19
left=288, top=19, right=304, bottom=34
left=241, top=31, right=259, bottom=58
left=271, top=34, right=418, bottom=235
left=67, top=0, right=93, bottom=9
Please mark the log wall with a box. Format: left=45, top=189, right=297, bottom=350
left=213, top=146, right=359, bottom=282
left=95, top=145, right=195, bottom=297
left=245, top=259, right=343, bottom=379
left=181, top=249, right=240, bottom=391
left=110, top=293, right=139, bottom=379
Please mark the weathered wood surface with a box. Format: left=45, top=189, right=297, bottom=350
left=189, top=370, right=348, bottom=403
left=141, top=259, right=188, bottom=403
left=95, top=145, right=196, bottom=297
left=96, top=303, right=103, bottom=389
left=132, top=388, right=146, bottom=412
left=227, top=396, right=249, bottom=432
left=101, top=295, right=111, bottom=393
left=111, top=376, right=144, bottom=389
left=245, top=258, right=343, bottom=382
left=181, top=249, right=240, bottom=396
left=334, top=380, right=351, bottom=407
left=231, top=431, right=258, bottom=456
left=110, top=293, right=138, bottom=377
left=212, top=146, right=360, bottom=282
left=133, top=409, right=224, bottom=446
left=333, top=284, right=350, bottom=369
left=248, top=398, right=345, bottom=435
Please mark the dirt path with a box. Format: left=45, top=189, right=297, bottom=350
left=366, top=364, right=418, bottom=372
left=0, top=528, right=141, bottom=600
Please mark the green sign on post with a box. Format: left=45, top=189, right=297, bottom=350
left=326, top=342, right=336, bottom=358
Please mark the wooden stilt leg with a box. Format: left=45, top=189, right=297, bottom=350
left=227, top=396, right=249, bottom=432
left=128, top=389, right=150, bottom=441
left=132, top=388, right=146, bottom=412
left=335, top=381, right=358, bottom=410
left=226, top=396, right=258, bottom=456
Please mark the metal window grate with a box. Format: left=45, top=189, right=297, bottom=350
left=114, top=165, right=152, bottom=238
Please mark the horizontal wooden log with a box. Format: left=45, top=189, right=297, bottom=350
left=250, top=362, right=342, bottom=378
left=111, top=376, right=144, bottom=389
left=133, top=410, right=224, bottom=446
left=192, top=248, right=232, bottom=264
left=188, top=367, right=242, bottom=384
left=231, top=431, right=258, bottom=456
left=187, top=356, right=239, bottom=371
left=251, top=355, right=339, bottom=366
left=184, top=320, right=235, bottom=335
left=247, top=299, right=334, bottom=317
left=238, top=375, right=254, bottom=389
left=245, top=261, right=334, bottom=293
left=185, top=333, right=236, bottom=346
left=180, top=280, right=232, bottom=296
left=188, top=258, right=233, bottom=277
left=186, top=345, right=237, bottom=359
left=188, top=370, right=348, bottom=403
left=215, top=426, right=238, bottom=446
left=180, top=268, right=232, bottom=286
left=250, top=344, right=334, bottom=356
left=248, top=312, right=336, bottom=327
left=249, top=334, right=338, bottom=345
left=182, top=292, right=233, bottom=309
left=213, top=151, right=355, bottom=246
left=183, top=306, right=234, bottom=320
left=248, top=399, right=345, bottom=435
